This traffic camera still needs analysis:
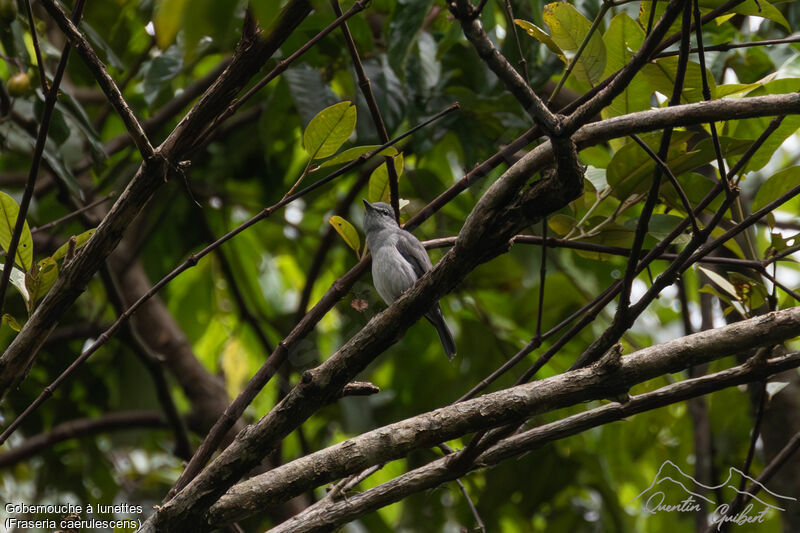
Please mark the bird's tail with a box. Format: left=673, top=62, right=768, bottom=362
left=425, top=306, right=456, bottom=360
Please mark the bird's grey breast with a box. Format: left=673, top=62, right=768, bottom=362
left=370, top=230, right=419, bottom=304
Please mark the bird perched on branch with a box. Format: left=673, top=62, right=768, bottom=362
left=362, top=199, right=456, bottom=359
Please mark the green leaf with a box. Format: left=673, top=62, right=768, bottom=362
left=153, top=0, right=189, bottom=49
left=249, top=0, right=289, bottom=30
left=542, top=2, right=606, bottom=86
left=623, top=214, right=690, bottom=244
left=0, top=192, right=33, bottom=271
left=710, top=226, right=745, bottom=259
left=34, top=97, right=70, bottom=146
left=752, top=166, right=800, bottom=213
left=726, top=79, right=800, bottom=174
left=699, top=0, right=790, bottom=31
left=387, top=0, right=433, bottom=76
left=697, top=266, right=740, bottom=300
left=607, top=134, right=751, bottom=200
left=368, top=154, right=405, bottom=204
left=716, top=82, right=761, bottom=98
left=2, top=313, right=21, bottom=332
left=52, top=228, right=96, bottom=262
left=316, top=145, right=398, bottom=170
left=513, top=19, right=564, bottom=57
left=143, top=46, right=183, bottom=106
left=641, top=58, right=716, bottom=103
left=601, top=13, right=650, bottom=119
left=1, top=122, right=83, bottom=199
left=328, top=216, right=360, bottom=256
left=547, top=214, right=577, bottom=236
left=607, top=131, right=693, bottom=199
left=26, top=257, right=58, bottom=306
left=303, top=102, right=357, bottom=160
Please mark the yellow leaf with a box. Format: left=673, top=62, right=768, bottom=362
left=328, top=216, right=361, bottom=257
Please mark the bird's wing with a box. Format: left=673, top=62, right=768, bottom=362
left=396, top=230, right=434, bottom=278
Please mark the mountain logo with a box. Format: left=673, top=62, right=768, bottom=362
left=633, top=460, right=796, bottom=529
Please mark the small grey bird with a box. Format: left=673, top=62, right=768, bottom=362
left=362, top=199, right=456, bottom=359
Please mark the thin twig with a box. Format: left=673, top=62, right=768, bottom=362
left=503, top=0, right=529, bottom=82
left=31, top=192, right=115, bottom=234
left=629, top=133, right=700, bottom=235
left=658, top=35, right=800, bottom=57
left=23, top=0, right=49, bottom=94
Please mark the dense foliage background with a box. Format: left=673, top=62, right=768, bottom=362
left=1, top=0, right=800, bottom=531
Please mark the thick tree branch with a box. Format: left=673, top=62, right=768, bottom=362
left=206, top=313, right=800, bottom=527
left=268, top=350, right=800, bottom=532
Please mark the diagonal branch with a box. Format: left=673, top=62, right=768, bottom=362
left=266, top=350, right=800, bottom=532
left=38, top=0, right=155, bottom=160
left=204, top=310, right=800, bottom=526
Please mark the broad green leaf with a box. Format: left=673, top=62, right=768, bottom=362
left=601, top=13, right=650, bottom=119
left=699, top=0, right=789, bottom=31
left=752, top=166, right=800, bottom=213
left=328, top=216, right=360, bottom=256
left=143, top=45, right=183, bottom=106
left=698, top=266, right=740, bottom=300
left=0, top=191, right=33, bottom=271
left=607, top=131, right=693, bottom=199
left=543, top=2, right=606, bottom=85
left=0, top=263, right=29, bottom=304
left=52, top=228, right=96, bottom=262
left=303, top=102, right=357, bottom=160
left=26, top=257, right=58, bottom=305
left=316, top=145, right=398, bottom=170
left=1, top=122, right=83, bottom=199
left=603, top=14, right=644, bottom=74
left=79, top=20, right=124, bottom=70
left=34, top=97, right=70, bottom=146
left=153, top=0, right=189, bottom=49
left=726, top=79, right=800, bottom=174
left=387, top=0, right=433, bottom=75
left=716, top=82, right=762, bottom=98
left=547, top=214, right=577, bottom=235
left=699, top=284, right=734, bottom=307
left=641, top=58, right=716, bottom=103
left=710, top=226, right=745, bottom=259
left=623, top=214, right=690, bottom=245
left=513, top=19, right=564, bottom=57
left=608, top=134, right=751, bottom=200
left=368, top=154, right=405, bottom=204
left=249, top=0, right=290, bottom=31
left=660, top=172, right=724, bottom=215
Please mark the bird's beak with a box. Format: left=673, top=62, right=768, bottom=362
left=362, top=199, right=374, bottom=211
